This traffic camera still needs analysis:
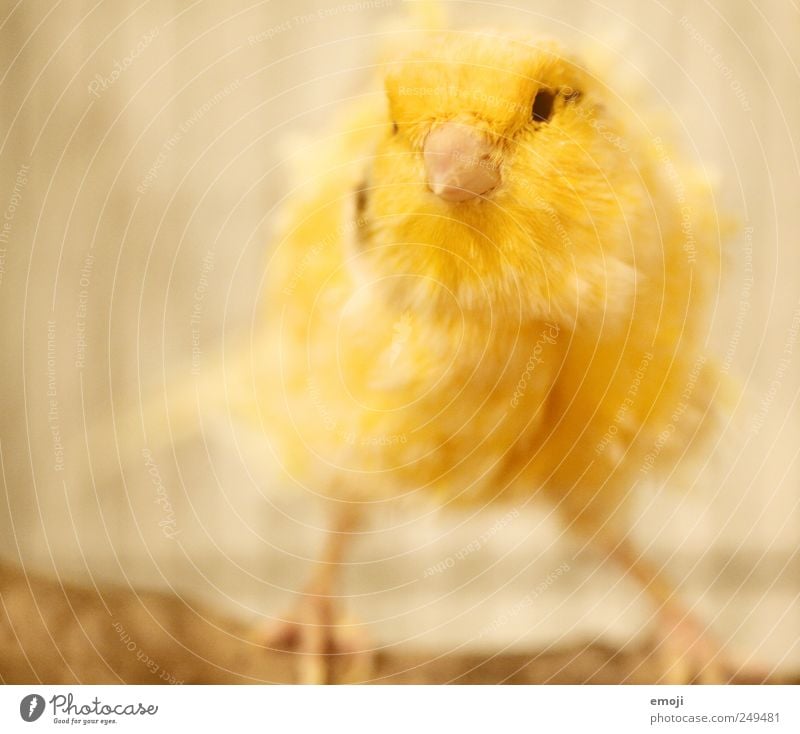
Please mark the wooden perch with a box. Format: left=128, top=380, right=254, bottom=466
left=0, top=562, right=792, bottom=685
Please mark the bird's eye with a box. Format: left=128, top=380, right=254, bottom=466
left=392, top=121, right=399, bottom=134
left=531, top=89, right=556, bottom=123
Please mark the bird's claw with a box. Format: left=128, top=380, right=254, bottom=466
left=262, top=593, right=373, bottom=684
left=651, top=608, right=735, bottom=684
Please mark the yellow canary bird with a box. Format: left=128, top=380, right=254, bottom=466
left=248, top=25, right=734, bottom=683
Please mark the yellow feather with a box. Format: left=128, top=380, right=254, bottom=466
left=256, top=29, right=733, bottom=535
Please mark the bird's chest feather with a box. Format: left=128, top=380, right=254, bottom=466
left=276, top=288, right=562, bottom=498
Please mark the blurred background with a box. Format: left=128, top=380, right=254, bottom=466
left=0, top=0, right=797, bottom=680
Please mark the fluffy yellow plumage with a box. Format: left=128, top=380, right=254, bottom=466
left=262, top=31, right=724, bottom=528
left=254, top=27, right=734, bottom=681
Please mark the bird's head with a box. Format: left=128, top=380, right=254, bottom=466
left=351, top=31, right=639, bottom=326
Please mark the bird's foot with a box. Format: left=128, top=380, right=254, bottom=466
left=651, top=607, right=735, bottom=684
left=262, top=592, right=373, bottom=684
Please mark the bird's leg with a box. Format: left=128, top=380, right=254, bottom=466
left=264, top=503, right=371, bottom=684
left=598, top=535, right=732, bottom=683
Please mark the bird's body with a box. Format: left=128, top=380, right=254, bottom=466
left=250, top=28, right=739, bottom=683
left=259, top=32, right=725, bottom=537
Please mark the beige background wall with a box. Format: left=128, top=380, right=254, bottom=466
left=0, top=1, right=797, bottom=673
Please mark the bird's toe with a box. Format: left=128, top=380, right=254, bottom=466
left=261, top=595, right=373, bottom=684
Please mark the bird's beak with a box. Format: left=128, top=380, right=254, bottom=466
left=423, top=122, right=501, bottom=202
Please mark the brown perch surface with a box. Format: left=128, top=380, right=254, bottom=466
left=0, top=562, right=791, bottom=685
